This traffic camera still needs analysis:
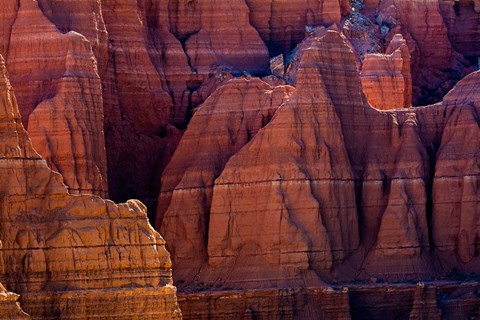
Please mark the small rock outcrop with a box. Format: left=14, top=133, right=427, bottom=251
left=360, top=34, right=412, bottom=110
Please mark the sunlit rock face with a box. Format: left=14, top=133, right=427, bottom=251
left=0, top=0, right=479, bottom=319
left=0, top=55, right=182, bottom=319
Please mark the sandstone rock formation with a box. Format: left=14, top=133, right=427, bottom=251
left=0, top=284, right=30, bottom=319
left=159, top=29, right=480, bottom=294
left=27, top=0, right=271, bottom=216
left=157, top=78, right=294, bottom=284
left=360, top=34, right=412, bottom=110
left=439, top=0, right=480, bottom=60
left=4, top=0, right=107, bottom=197
left=179, top=281, right=480, bottom=319
left=0, top=56, right=181, bottom=319
left=245, top=0, right=348, bottom=54
left=358, top=0, right=473, bottom=105
left=0, top=1, right=479, bottom=319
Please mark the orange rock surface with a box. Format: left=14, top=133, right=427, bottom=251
left=0, top=56, right=181, bottom=319
left=158, top=29, right=480, bottom=293
left=0, top=1, right=479, bottom=319
left=0, top=284, right=30, bottom=319
left=4, top=0, right=107, bottom=197
left=245, top=0, right=346, bottom=54
left=359, top=0, right=474, bottom=105
left=360, top=34, right=412, bottom=110
left=157, top=78, right=294, bottom=284
left=26, top=0, right=271, bottom=215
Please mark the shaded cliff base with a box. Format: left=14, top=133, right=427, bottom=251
left=179, top=281, right=480, bottom=320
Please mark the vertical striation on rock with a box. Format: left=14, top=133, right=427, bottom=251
left=29, top=0, right=272, bottom=215
left=157, top=77, right=294, bottom=284
left=360, top=34, right=412, bottom=110
left=245, top=0, right=344, bottom=54
left=0, top=55, right=182, bottom=319
left=161, top=27, right=480, bottom=294
left=5, top=0, right=107, bottom=197
left=206, top=31, right=361, bottom=285
left=439, top=0, right=480, bottom=60
left=432, top=70, right=480, bottom=267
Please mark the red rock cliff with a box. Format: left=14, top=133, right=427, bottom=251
left=158, top=29, right=480, bottom=291
left=0, top=55, right=181, bottom=319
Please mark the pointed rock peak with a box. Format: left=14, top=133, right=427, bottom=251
left=386, top=33, right=407, bottom=54
left=443, top=70, right=480, bottom=105
left=360, top=33, right=412, bottom=110
left=0, top=55, right=40, bottom=160
left=292, top=29, right=365, bottom=114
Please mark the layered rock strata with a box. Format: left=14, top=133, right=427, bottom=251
left=359, top=0, right=473, bottom=105
left=159, top=30, right=480, bottom=292
left=360, top=34, right=412, bottom=110
left=179, top=282, right=480, bottom=320
left=29, top=0, right=271, bottom=215
left=245, top=0, right=348, bottom=54
left=4, top=0, right=107, bottom=197
left=157, top=78, right=294, bottom=283
left=0, top=56, right=181, bottom=319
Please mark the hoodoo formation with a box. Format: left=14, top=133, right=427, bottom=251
left=0, top=0, right=479, bottom=319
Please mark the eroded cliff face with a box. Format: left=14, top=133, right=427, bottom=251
left=157, top=28, right=480, bottom=318
left=0, top=0, right=479, bottom=319
left=0, top=56, right=181, bottom=319
left=2, top=0, right=477, bottom=216
left=3, top=0, right=107, bottom=197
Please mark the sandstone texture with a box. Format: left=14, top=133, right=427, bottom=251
left=179, top=282, right=480, bottom=320
left=0, top=0, right=479, bottom=319
left=25, top=0, right=270, bottom=217
left=4, top=0, right=107, bottom=197
left=245, top=0, right=348, bottom=54
left=158, top=29, right=480, bottom=301
left=0, top=56, right=181, bottom=319
left=360, top=34, right=412, bottom=110
left=157, top=78, right=294, bottom=284
left=0, top=284, right=30, bottom=319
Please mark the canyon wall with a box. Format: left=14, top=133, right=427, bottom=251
left=2, top=0, right=477, bottom=215
left=159, top=27, right=479, bottom=286
left=0, top=56, right=181, bottom=318
left=0, top=0, right=479, bottom=319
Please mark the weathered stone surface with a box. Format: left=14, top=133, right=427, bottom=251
left=157, top=78, right=294, bottom=284
left=360, top=34, right=412, bottom=110
left=179, top=288, right=351, bottom=320
left=179, top=282, right=480, bottom=320
left=439, top=0, right=480, bottom=59
left=0, top=283, right=30, bottom=319
left=363, top=0, right=471, bottom=105
left=0, top=56, right=181, bottom=319
left=160, top=29, right=480, bottom=291
left=432, top=70, right=480, bottom=267
left=26, top=0, right=272, bottom=215
left=270, top=54, right=285, bottom=78
left=207, top=32, right=361, bottom=283
left=245, top=0, right=346, bottom=54
left=5, top=0, right=107, bottom=197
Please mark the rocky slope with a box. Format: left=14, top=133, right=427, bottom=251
left=2, top=0, right=476, bottom=216
left=0, top=0, right=479, bottom=319
left=0, top=56, right=181, bottom=319
left=158, top=26, right=480, bottom=319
